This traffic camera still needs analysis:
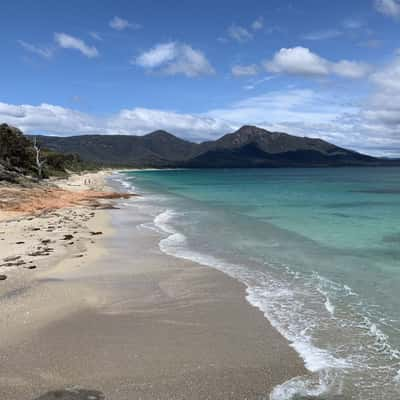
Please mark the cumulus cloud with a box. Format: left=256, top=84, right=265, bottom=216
left=265, top=47, right=330, bottom=76
left=231, top=64, right=259, bottom=77
left=265, top=47, right=371, bottom=79
left=0, top=102, right=99, bottom=135
left=108, top=108, right=232, bottom=139
left=134, top=42, right=215, bottom=77
left=17, top=40, right=53, bottom=59
left=109, top=16, right=141, bottom=31
left=54, top=33, right=98, bottom=58
left=252, top=17, right=264, bottom=31
left=363, top=51, right=400, bottom=132
left=375, top=0, right=400, bottom=19
left=0, top=102, right=232, bottom=140
left=228, top=24, right=253, bottom=42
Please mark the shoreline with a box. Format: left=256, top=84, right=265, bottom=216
left=0, top=171, right=307, bottom=399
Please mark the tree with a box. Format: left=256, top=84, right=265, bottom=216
left=33, top=137, right=46, bottom=179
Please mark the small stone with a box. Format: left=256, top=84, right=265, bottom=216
left=3, top=255, right=21, bottom=262
left=62, top=234, right=74, bottom=240
left=0, top=275, right=7, bottom=281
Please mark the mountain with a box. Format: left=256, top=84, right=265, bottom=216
left=186, top=125, right=377, bottom=167
left=33, top=125, right=396, bottom=168
left=35, top=131, right=198, bottom=167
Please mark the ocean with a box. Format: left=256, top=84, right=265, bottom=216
left=115, top=167, right=400, bottom=400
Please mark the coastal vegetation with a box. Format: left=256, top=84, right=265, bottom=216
left=0, top=123, right=97, bottom=184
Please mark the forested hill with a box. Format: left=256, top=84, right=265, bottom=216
left=0, top=124, right=92, bottom=184
left=34, top=125, right=396, bottom=168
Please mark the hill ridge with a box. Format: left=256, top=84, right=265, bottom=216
left=25, top=124, right=397, bottom=168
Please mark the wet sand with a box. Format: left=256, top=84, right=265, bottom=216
left=0, top=174, right=307, bottom=400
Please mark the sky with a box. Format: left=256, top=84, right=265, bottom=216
left=1, top=0, right=400, bottom=156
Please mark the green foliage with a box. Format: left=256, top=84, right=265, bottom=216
left=0, top=124, right=35, bottom=171
left=0, top=123, right=97, bottom=180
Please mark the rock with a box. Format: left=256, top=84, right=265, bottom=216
left=0, top=275, right=7, bottom=280
left=33, top=388, right=105, bottom=400
left=16, top=241, right=25, bottom=244
left=24, top=265, right=37, bottom=269
left=3, top=255, right=21, bottom=262
left=62, top=234, right=74, bottom=240
left=1, top=260, right=26, bottom=267
left=90, top=231, right=103, bottom=236
left=28, top=250, right=50, bottom=256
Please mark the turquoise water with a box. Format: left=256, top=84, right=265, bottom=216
left=118, top=168, right=400, bottom=399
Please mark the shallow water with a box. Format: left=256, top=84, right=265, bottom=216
left=116, top=167, right=400, bottom=400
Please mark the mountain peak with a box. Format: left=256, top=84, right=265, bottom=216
left=144, top=130, right=175, bottom=138
left=234, top=125, right=272, bottom=136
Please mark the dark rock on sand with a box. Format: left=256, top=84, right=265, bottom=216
left=24, top=265, right=37, bottom=269
left=63, top=234, right=74, bottom=240
left=28, top=250, right=50, bottom=256
left=33, top=388, right=105, bottom=400
left=0, top=275, right=7, bottom=280
left=1, top=260, right=26, bottom=267
left=3, top=255, right=21, bottom=262
left=90, top=231, right=103, bottom=236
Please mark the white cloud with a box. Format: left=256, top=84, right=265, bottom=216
left=363, top=52, right=400, bottom=131
left=18, top=40, right=53, bottom=59
left=265, top=47, right=330, bottom=76
left=135, top=42, right=215, bottom=77
left=252, top=17, right=264, bottom=31
left=0, top=102, right=231, bottom=141
left=232, top=64, right=259, bottom=77
left=136, top=42, right=176, bottom=68
left=54, top=33, right=98, bottom=58
left=228, top=24, right=253, bottom=42
left=375, top=0, right=400, bottom=19
left=89, top=32, right=102, bottom=41
left=265, top=47, right=371, bottom=79
left=370, top=52, right=400, bottom=91
left=302, top=29, right=343, bottom=41
left=0, top=102, right=99, bottom=135
left=331, top=60, right=371, bottom=79
left=109, top=16, right=141, bottom=31
left=108, top=108, right=232, bottom=139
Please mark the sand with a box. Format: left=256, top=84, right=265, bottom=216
left=0, top=171, right=307, bottom=400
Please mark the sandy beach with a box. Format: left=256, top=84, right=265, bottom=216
left=0, top=171, right=306, bottom=400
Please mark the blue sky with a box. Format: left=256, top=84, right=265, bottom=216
left=1, top=0, right=400, bottom=155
